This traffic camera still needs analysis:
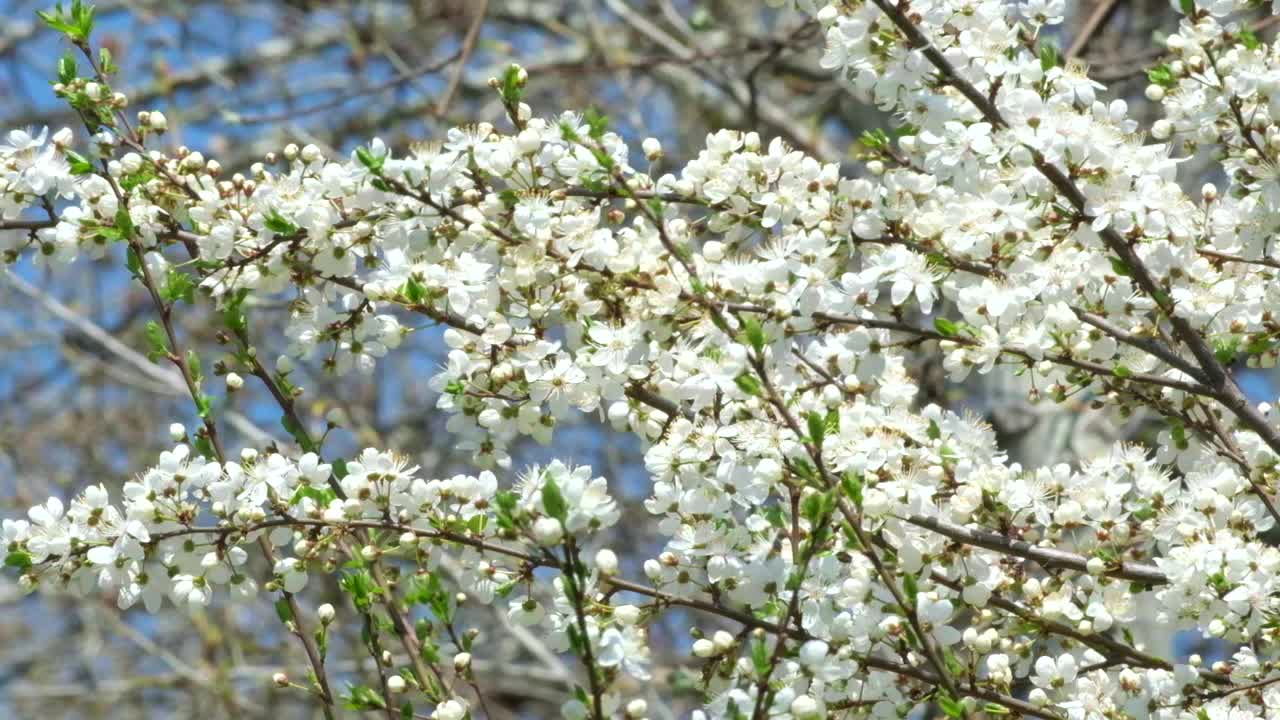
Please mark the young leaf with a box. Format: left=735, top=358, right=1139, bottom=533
left=806, top=411, right=826, bottom=447
left=1039, top=44, right=1058, bottom=72
left=4, top=551, right=32, bottom=570
left=144, top=321, right=169, bottom=362
left=933, top=317, right=959, bottom=337
left=542, top=475, right=568, bottom=522
left=274, top=597, right=294, bottom=624
left=342, top=685, right=388, bottom=711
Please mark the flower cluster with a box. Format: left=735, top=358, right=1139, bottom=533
left=8, top=0, right=1280, bottom=717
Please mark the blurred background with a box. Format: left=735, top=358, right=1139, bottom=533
left=0, top=0, right=1273, bottom=717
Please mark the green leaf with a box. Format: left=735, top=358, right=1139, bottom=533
left=355, top=145, right=385, bottom=174
left=98, top=46, right=115, bottom=74
left=290, top=485, right=337, bottom=507
left=1147, top=64, right=1175, bottom=88
left=73, top=0, right=95, bottom=39
left=194, top=435, right=216, bottom=460
left=113, top=208, right=134, bottom=239
left=858, top=128, right=889, bottom=150
left=281, top=413, right=311, bottom=449
left=195, top=394, right=213, bottom=420
left=186, top=350, right=203, bottom=384
left=1108, top=256, right=1132, bottom=277
left=936, top=692, right=965, bottom=719
left=1179, top=0, right=1195, bottom=14
left=842, top=472, right=863, bottom=510
left=750, top=636, right=770, bottom=676
left=801, top=493, right=825, bottom=526
left=806, top=411, right=826, bottom=447
left=39, top=1, right=97, bottom=43
left=65, top=149, right=93, bottom=175
left=222, top=289, right=249, bottom=335
left=500, top=64, right=525, bottom=104
left=315, top=625, right=329, bottom=659
left=339, top=570, right=380, bottom=612
left=57, top=53, right=77, bottom=84
left=1112, top=365, right=1133, bottom=379
left=342, top=685, right=387, bottom=711
left=125, top=246, right=143, bottom=279
left=290, top=481, right=337, bottom=504
left=274, top=597, right=293, bottom=624
left=4, top=551, right=32, bottom=570
left=1239, top=28, right=1261, bottom=51
left=161, top=268, right=195, bottom=304
left=933, top=317, right=959, bottom=337
left=1214, top=337, right=1240, bottom=365
left=263, top=210, right=298, bottom=236
left=902, top=573, right=919, bottom=606
left=763, top=504, right=786, bottom=528
left=541, top=475, right=568, bottom=523
left=1039, top=43, right=1058, bottom=72
left=494, top=490, right=518, bottom=530
left=584, top=107, right=609, bottom=140
left=402, top=275, right=426, bottom=304
left=926, top=419, right=942, bottom=440
left=734, top=373, right=762, bottom=397
left=143, top=321, right=169, bottom=362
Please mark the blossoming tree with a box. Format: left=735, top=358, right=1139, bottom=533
left=6, top=0, right=1280, bottom=717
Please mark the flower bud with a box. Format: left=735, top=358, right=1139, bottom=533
left=712, top=630, right=735, bottom=652
left=272, top=672, right=289, bottom=687
left=595, top=548, right=619, bottom=575
left=436, top=700, right=467, bottom=720
left=702, top=240, right=725, bottom=262
left=790, top=695, right=820, bottom=719
left=317, top=603, right=335, bottom=624
left=532, top=517, right=564, bottom=545
left=614, top=604, right=641, bottom=626
left=453, top=652, right=472, bottom=672
left=225, top=372, right=244, bottom=391
left=386, top=674, right=406, bottom=693
left=692, top=638, right=717, bottom=657
left=169, top=423, right=186, bottom=441
left=626, top=699, right=648, bottom=718
left=516, top=128, right=541, bottom=155
left=1144, top=84, right=1165, bottom=102
left=642, top=137, right=663, bottom=160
